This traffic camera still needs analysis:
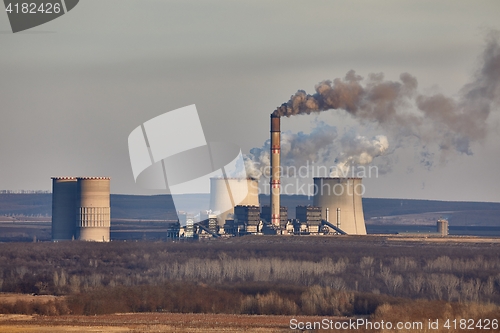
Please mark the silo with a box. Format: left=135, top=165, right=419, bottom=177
left=209, top=178, right=259, bottom=226
left=75, top=177, right=111, bottom=242
left=313, top=177, right=367, bottom=235
left=51, top=177, right=78, bottom=241
left=437, top=219, right=448, bottom=236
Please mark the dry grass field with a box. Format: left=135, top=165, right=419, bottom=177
left=1, top=236, right=499, bottom=332
left=0, top=312, right=324, bottom=332
left=0, top=294, right=62, bottom=305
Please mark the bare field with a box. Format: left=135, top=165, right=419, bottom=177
left=0, top=312, right=326, bottom=332
left=0, top=294, right=64, bottom=305
left=385, top=235, right=500, bottom=243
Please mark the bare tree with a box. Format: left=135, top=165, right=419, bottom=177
left=69, top=275, right=81, bottom=294
left=441, top=274, right=459, bottom=301
left=387, top=274, right=403, bottom=295
left=426, top=274, right=443, bottom=300
left=330, top=277, right=346, bottom=291
left=391, top=257, right=417, bottom=271
left=460, top=278, right=482, bottom=302
left=360, top=257, right=375, bottom=279
left=379, top=266, right=392, bottom=293
left=482, top=276, right=495, bottom=297
left=408, top=274, right=425, bottom=295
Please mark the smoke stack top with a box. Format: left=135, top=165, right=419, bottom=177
left=271, top=113, right=280, bottom=131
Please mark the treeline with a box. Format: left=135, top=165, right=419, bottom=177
left=0, top=237, right=499, bottom=318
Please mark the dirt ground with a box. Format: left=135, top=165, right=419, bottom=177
left=0, top=312, right=334, bottom=332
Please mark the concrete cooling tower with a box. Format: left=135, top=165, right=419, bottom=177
left=52, top=177, right=78, bottom=241
left=313, top=177, right=367, bottom=235
left=75, top=177, right=111, bottom=242
left=210, top=178, right=259, bottom=225
left=52, top=177, right=110, bottom=242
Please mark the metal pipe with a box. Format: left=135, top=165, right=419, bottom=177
left=336, top=208, right=341, bottom=229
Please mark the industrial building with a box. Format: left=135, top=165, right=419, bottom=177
left=295, top=206, right=323, bottom=234
left=261, top=205, right=288, bottom=229
left=234, top=205, right=261, bottom=233
left=51, top=107, right=369, bottom=241
left=51, top=177, right=110, bottom=242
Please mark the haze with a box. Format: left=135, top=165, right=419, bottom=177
left=0, top=0, right=499, bottom=202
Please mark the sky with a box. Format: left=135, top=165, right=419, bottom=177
left=0, top=0, right=499, bottom=202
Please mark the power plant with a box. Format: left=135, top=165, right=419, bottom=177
left=51, top=177, right=110, bottom=242
left=47, top=103, right=456, bottom=241
left=175, top=109, right=367, bottom=238
left=51, top=107, right=368, bottom=240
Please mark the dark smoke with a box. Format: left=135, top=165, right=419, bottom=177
left=273, top=31, right=500, bottom=159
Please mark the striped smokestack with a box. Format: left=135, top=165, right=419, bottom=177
left=270, top=113, right=281, bottom=227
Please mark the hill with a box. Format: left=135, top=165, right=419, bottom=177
left=0, top=193, right=499, bottom=226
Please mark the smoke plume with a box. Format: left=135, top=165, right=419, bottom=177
left=272, top=31, right=499, bottom=162
left=331, top=132, right=389, bottom=177
left=244, top=122, right=337, bottom=179
left=246, top=31, right=499, bottom=179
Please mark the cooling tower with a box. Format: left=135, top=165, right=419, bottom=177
left=75, top=177, right=110, bottom=242
left=313, top=177, right=367, bottom=235
left=210, top=178, right=259, bottom=226
left=51, top=177, right=78, bottom=241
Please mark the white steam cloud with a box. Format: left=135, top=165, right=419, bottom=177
left=331, top=132, right=389, bottom=177
left=244, top=122, right=337, bottom=179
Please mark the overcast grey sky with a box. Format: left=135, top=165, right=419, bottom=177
left=1, top=0, right=499, bottom=202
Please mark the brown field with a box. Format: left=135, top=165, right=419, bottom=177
left=385, top=235, right=500, bottom=243
left=1, top=236, right=499, bottom=332
left=0, top=312, right=329, bottom=332
left=0, top=294, right=63, bottom=305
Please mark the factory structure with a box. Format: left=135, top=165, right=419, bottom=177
left=51, top=177, right=110, bottom=242
left=168, top=113, right=368, bottom=239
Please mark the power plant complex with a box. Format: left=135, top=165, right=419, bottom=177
left=50, top=110, right=449, bottom=240
left=50, top=110, right=369, bottom=241
left=170, top=113, right=368, bottom=238
left=51, top=177, right=110, bottom=242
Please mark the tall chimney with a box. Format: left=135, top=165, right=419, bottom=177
left=270, top=113, right=281, bottom=227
